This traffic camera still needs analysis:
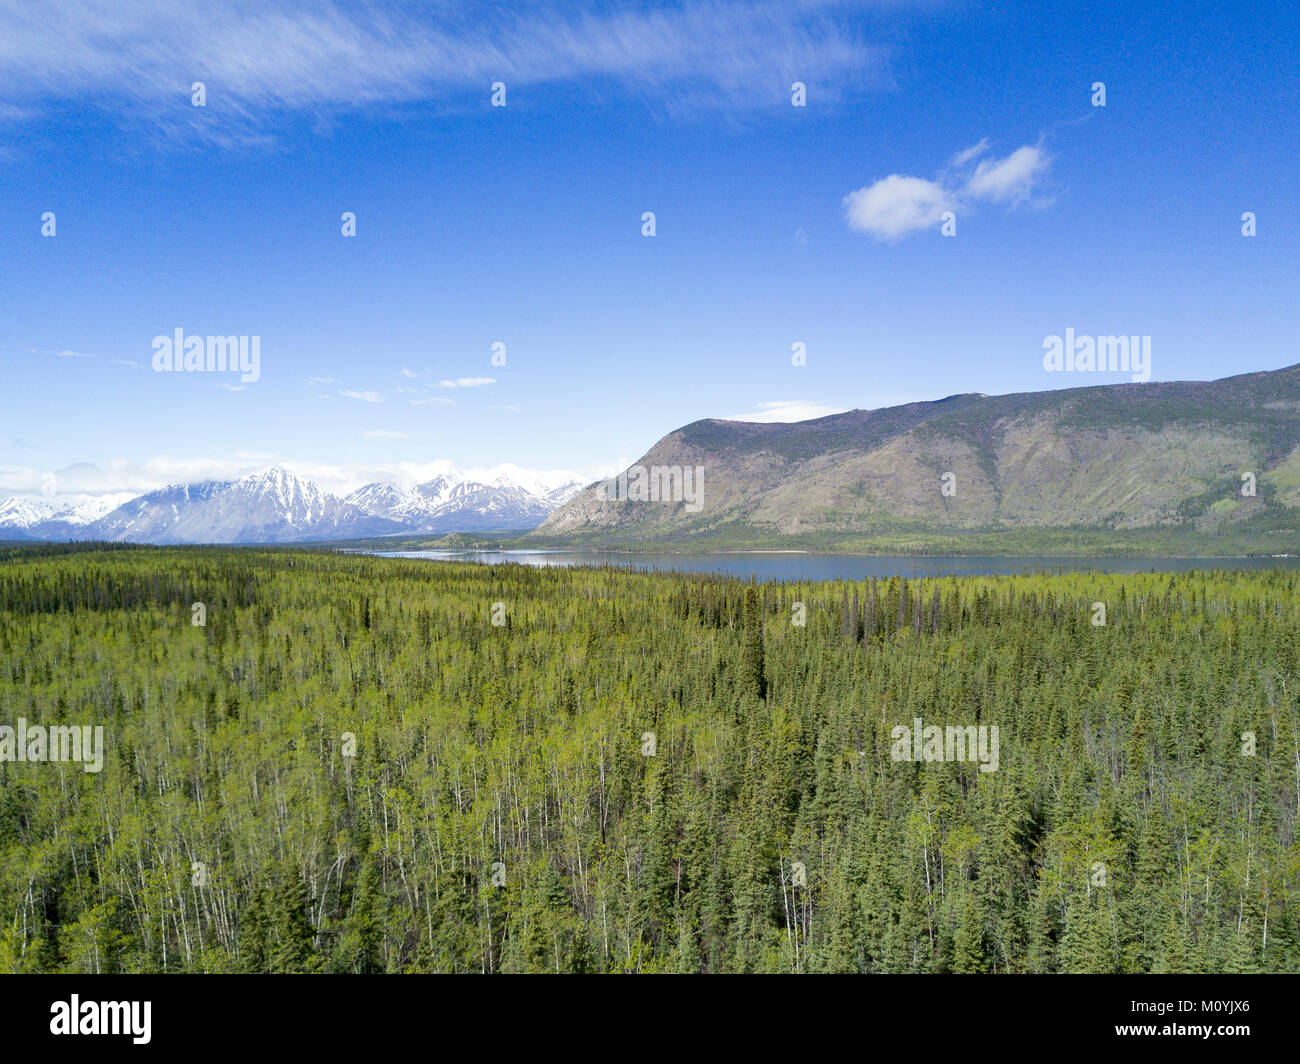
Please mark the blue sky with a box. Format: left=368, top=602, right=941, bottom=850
left=2, top=0, right=1298, bottom=499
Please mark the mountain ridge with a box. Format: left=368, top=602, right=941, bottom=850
left=534, top=363, right=1300, bottom=553
left=1, top=466, right=584, bottom=544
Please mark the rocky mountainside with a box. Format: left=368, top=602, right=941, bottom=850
left=535, top=364, right=1300, bottom=552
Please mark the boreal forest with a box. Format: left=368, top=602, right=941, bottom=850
left=1, top=545, right=1297, bottom=973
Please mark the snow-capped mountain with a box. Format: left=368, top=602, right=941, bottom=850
left=0, top=466, right=588, bottom=543
left=345, top=481, right=411, bottom=516
left=58, top=494, right=138, bottom=525
left=345, top=467, right=584, bottom=532
left=0, top=493, right=136, bottom=539
left=0, top=497, right=57, bottom=530
left=84, top=469, right=397, bottom=544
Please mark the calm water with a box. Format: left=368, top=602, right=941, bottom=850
left=358, top=549, right=1300, bottom=582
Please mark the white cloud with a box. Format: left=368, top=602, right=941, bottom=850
left=722, top=400, right=848, bottom=423
left=340, top=389, right=383, bottom=403
left=439, top=377, right=496, bottom=389
left=306, top=375, right=339, bottom=385
left=844, top=138, right=1054, bottom=241
left=411, top=397, right=455, bottom=406
left=0, top=457, right=259, bottom=497
left=843, top=175, right=953, bottom=241
left=963, top=143, right=1051, bottom=204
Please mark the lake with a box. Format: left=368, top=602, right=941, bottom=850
left=357, top=549, right=1300, bottom=582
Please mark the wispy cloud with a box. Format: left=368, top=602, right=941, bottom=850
left=31, top=347, right=98, bottom=359
left=722, top=400, right=847, bottom=423
left=363, top=429, right=410, bottom=439
left=948, top=137, right=990, bottom=167
left=0, top=455, right=618, bottom=500
left=844, top=137, right=1054, bottom=241
left=411, top=397, right=455, bottom=406
left=340, top=389, right=383, bottom=403
left=439, top=377, right=496, bottom=389
left=0, top=1, right=905, bottom=139
left=32, top=348, right=147, bottom=368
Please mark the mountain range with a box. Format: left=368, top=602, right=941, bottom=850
left=13, top=364, right=1300, bottom=552
left=0, top=493, right=137, bottom=539
left=0, top=466, right=584, bottom=544
left=535, top=363, right=1300, bottom=554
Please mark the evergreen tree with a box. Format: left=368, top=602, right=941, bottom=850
left=740, top=585, right=766, bottom=701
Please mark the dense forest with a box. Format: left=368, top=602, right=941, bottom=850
left=1, top=545, right=1298, bottom=973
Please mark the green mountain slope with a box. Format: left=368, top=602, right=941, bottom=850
left=533, top=364, right=1300, bottom=554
